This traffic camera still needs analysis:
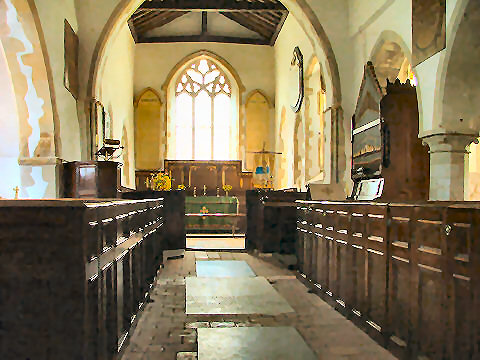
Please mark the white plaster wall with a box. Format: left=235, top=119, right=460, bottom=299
left=34, top=0, right=81, bottom=160
left=274, top=14, right=333, bottom=190
left=134, top=43, right=275, bottom=101
left=98, top=24, right=135, bottom=188
left=0, top=42, right=21, bottom=198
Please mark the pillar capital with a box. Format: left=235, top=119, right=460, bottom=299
left=421, top=130, right=479, bottom=154
left=420, top=130, right=478, bottom=201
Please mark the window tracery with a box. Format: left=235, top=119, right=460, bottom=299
left=174, top=58, right=232, bottom=160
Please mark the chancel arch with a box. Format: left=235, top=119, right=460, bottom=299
left=165, top=52, right=242, bottom=161
left=0, top=0, right=59, bottom=198
left=134, top=87, right=163, bottom=170
left=440, top=0, right=480, bottom=200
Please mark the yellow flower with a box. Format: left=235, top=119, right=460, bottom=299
left=177, top=184, right=186, bottom=190
left=150, top=172, right=172, bottom=191
left=222, top=184, right=232, bottom=192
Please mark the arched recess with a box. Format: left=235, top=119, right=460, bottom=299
left=276, top=106, right=288, bottom=189
left=369, top=31, right=423, bottom=133
left=439, top=0, right=480, bottom=200
left=293, top=114, right=305, bottom=190
left=121, top=125, right=131, bottom=186
left=370, top=31, right=418, bottom=89
left=245, top=90, right=273, bottom=172
left=304, top=56, right=328, bottom=183
left=0, top=0, right=60, bottom=198
left=134, top=87, right=163, bottom=170
left=163, top=51, right=243, bottom=161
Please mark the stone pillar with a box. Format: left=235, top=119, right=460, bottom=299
left=18, top=157, right=62, bottom=199
left=421, top=131, right=478, bottom=201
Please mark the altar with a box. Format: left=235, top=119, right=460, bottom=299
left=185, top=196, right=245, bottom=234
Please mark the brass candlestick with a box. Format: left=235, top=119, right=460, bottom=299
left=216, top=187, right=220, bottom=197
left=203, top=185, right=207, bottom=196
left=193, top=186, right=197, bottom=197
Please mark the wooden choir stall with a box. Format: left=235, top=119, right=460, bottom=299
left=294, top=63, right=480, bottom=360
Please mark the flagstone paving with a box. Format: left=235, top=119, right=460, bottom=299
left=120, top=251, right=396, bottom=360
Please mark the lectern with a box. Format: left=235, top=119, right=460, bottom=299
left=63, top=161, right=120, bottom=198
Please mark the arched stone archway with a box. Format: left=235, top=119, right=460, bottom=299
left=0, top=0, right=59, bottom=198
left=85, top=0, right=342, bottom=124
left=83, top=0, right=345, bottom=192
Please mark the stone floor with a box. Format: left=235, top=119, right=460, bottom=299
left=186, top=235, right=245, bottom=250
left=120, top=250, right=397, bottom=360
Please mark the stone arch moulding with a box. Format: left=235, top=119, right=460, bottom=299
left=86, top=0, right=342, bottom=109
left=369, top=30, right=423, bottom=131
left=434, top=0, right=479, bottom=133
left=162, top=50, right=244, bottom=162
left=0, top=0, right=60, bottom=161
left=0, top=0, right=61, bottom=198
left=161, top=50, right=245, bottom=94
left=134, top=87, right=162, bottom=108
left=246, top=89, right=273, bottom=109
left=86, top=0, right=343, bottom=184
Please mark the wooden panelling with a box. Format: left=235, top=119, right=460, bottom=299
left=296, top=201, right=480, bottom=360
left=0, top=198, right=165, bottom=359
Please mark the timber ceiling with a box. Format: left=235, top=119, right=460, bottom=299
left=129, top=0, right=288, bottom=45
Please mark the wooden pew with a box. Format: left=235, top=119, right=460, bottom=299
left=296, top=200, right=480, bottom=360
left=0, top=198, right=164, bottom=360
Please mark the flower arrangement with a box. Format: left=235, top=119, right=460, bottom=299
left=177, top=184, right=186, bottom=190
left=222, top=184, right=232, bottom=196
left=149, top=172, right=172, bottom=191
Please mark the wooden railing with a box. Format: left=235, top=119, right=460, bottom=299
left=0, top=198, right=165, bottom=360
left=296, top=201, right=480, bottom=360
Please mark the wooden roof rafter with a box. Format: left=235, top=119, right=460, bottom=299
left=129, top=0, right=289, bottom=45
left=139, top=0, right=286, bottom=11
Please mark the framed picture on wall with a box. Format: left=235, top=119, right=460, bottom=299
left=64, top=19, right=79, bottom=99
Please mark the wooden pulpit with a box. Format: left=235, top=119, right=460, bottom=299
left=62, top=161, right=120, bottom=198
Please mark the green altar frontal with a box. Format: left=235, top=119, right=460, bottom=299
left=185, top=196, right=239, bottom=233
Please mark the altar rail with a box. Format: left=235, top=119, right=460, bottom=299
left=0, top=198, right=164, bottom=360
left=296, top=201, right=480, bottom=360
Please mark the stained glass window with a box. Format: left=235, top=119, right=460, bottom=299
left=174, top=58, right=232, bottom=160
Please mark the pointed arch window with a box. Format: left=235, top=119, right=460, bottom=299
left=175, top=58, right=232, bottom=160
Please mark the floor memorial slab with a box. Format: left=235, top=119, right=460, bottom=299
left=197, top=326, right=317, bottom=360
left=196, top=260, right=255, bottom=278
left=186, top=277, right=294, bottom=315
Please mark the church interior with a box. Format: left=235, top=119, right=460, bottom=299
left=1, top=0, right=480, bottom=359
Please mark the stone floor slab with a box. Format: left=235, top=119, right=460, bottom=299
left=186, top=277, right=294, bottom=315
left=196, top=260, right=255, bottom=278
left=197, top=326, right=317, bottom=360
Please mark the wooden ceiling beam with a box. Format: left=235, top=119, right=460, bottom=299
left=135, top=11, right=188, bottom=34
left=139, top=0, right=286, bottom=11
left=233, top=11, right=276, bottom=34
left=269, top=9, right=287, bottom=45
left=128, top=18, right=139, bottom=42
left=201, top=11, right=208, bottom=34
left=133, top=11, right=165, bottom=27
left=138, top=34, right=270, bottom=45
left=249, top=12, right=277, bottom=27
left=220, top=12, right=272, bottom=39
